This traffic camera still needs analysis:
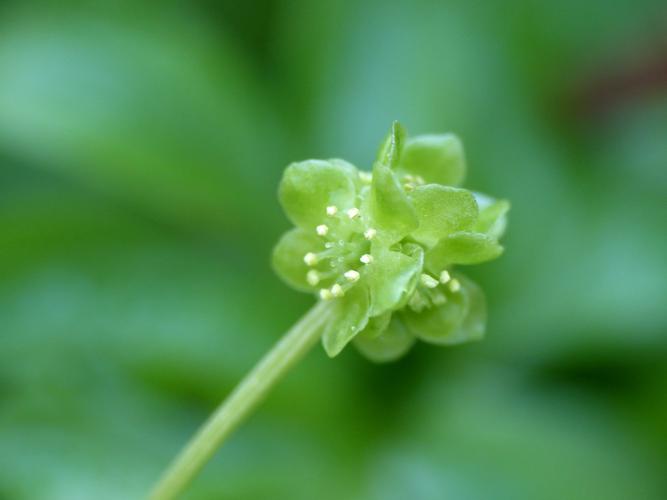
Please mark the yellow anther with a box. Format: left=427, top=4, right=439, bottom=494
left=449, top=278, right=461, bottom=292
left=420, top=273, right=439, bottom=288
left=439, top=270, right=451, bottom=284
left=331, top=283, right=345, bottom=297
left=326, top=205, right=338, bottom=216
left=306, top=270, right=320, bottom=286
left=432, top=292, right=447, bottom=305
left=363, top=228, right=377, bottom=240
left=344, top=270, right=360, bottom=282
left=360, top=254, right=373, bottom=264
left=304, top=252, right=318, bottom=266
left=346, top=207, right=360, bottom=219
left=319, top=288, right=333, bottom=300
left=316, top=224, right=329, bottom=236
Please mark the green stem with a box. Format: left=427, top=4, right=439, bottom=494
left=149, top=300, right=335, bottom=499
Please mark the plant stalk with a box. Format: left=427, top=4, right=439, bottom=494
left=149, top=300, right=334, bottom=499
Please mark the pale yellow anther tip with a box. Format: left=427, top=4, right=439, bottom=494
left=319, top=288, right=333, bottom=300
left=326, top=205, right=338, bottom=216
left=439, top=270, right=451, bottom=284
left=363, top=228, right=377, bottom=240
left=346, top=207, right=360, bottom=219
left=304, top=252, right=318, bottom=266
left=449, top=278, right=461, bottom=292
left=306, top=270, right=320, bottom=286
left=360, top=254, right=373, bottom=264
left=316, top=224, right=329, bottom=236
left=433, top=293, right=447, bottom=305
left=331, top=283, right=345, bottom=297
left=420, top=273, right=439, bottom=288
left=344, top=270, right=360, bottom=282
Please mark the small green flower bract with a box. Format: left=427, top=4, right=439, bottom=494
left=273, top=122, right=509, bottom=361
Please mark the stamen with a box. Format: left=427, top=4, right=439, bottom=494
left=331, top=283, right=344, bottom=297
left=408, top=290, right=428, bottom=312
left=360, top=254, right=373, bottom=264
left=304, top=252, right=318, bottom=266
left=319, top=288, right=333, bottom=300
left=420, top=273, right=439, bottom=288
left=343, top=270, right=360, bottom=282
left=306, top=270, right=320, bottom=286
left=326, top=205, right=338, bottom=216
left=403, top=183, right=415, bottom=192
left=415, top=175, right=425, bottom=184
left=432, top=291, right=447, bottom=305
left=346, top=207, right=360, bottom=219
left=448, top=278, right=461, bottom=292
left=316, top=224, right=329, bottom=236
left=363, top=228, right=377, bottom=240
left=439, top=270, right=451, bottom=284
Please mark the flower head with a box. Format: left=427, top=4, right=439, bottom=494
left=272, top=122, right=509, bottom=361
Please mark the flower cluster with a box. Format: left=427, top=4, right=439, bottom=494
left=272, top=122, right=509, bottom=361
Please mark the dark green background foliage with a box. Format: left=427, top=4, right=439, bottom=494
left=1, top=1, right=666, bottom=499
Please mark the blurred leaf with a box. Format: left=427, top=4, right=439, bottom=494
left=0, top=4, right=286, bottom=233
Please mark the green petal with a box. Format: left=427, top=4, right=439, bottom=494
left=426, top=231, right=503, bottom=270
left=271, top=228, right=324, bottom=292
left=401, top=287, right=467, bottom=344
left=279, top=159, right=358, bottom=230
left=321, top=284, right=370, bottom=357
left=367, top=243, right=424, bottom=316
left=399, top=134, right=466, bottom=186
left=447, top=275, right=486, bottom=343
left=377, top=120, right=407, bottom=169
left=402, top=274, right=485, bottom=345
left=368, top=163, right=418, bottom=244
left=473, top=192, right=510, bottom=240
left=353, top=315, right=416, bottom=363
left=357, top=311, right=392, bottom=339
left=409, top=185, right=478, bottom=247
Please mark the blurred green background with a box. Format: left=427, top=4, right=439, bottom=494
left=1, top=1, right=666, bottom=499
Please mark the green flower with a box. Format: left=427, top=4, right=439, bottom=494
left=272, top=122, right=509, bottom=361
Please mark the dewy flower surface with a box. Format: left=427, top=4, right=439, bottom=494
left=273, top=122, right=509, bottom=361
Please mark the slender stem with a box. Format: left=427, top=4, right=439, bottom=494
left=149, top=300, right=334, bottom=499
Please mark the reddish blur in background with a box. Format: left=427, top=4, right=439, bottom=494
left=1, top=1, right=666, bottom=499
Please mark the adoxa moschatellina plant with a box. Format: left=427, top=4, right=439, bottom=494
left=150, top=122, right=509, bottom=499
